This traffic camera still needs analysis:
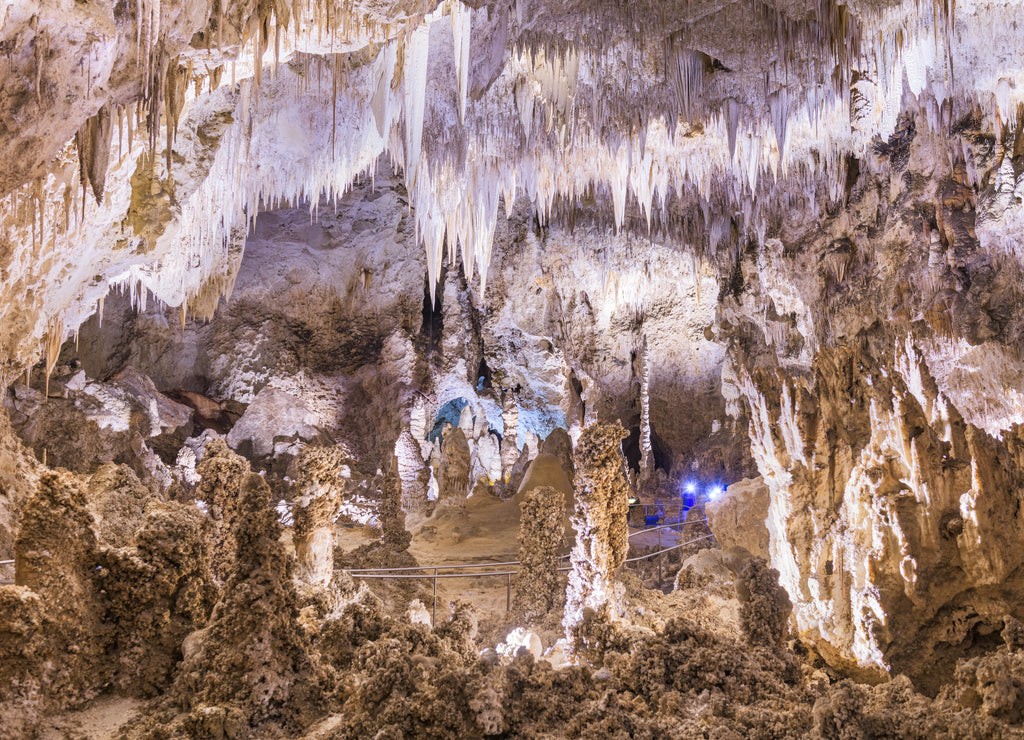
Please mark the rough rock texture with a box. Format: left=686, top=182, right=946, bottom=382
left=97, top=500, right=217, bottom=697
left=379, top=455, right=412, bottom=551
left=563, top=422, right=631, bottom=657
left=736, top=557, right=793, bottom=650
left=706, top=476, right=771, bottom=560
left=0, top=406, right=41, bottom=558
left=195, top=438, right=251, bottom=584
left=1, top=472, right=105, bottom=734
left=290, top=445, right=351, bottom=587
left=512, top=484, right=566, bottom=624
left=394, top=428, right=429, bottom=513
left=86, top=463, right=158, bottom=548
left=161, top=473, right=330, bottom=735
left=732, top=342, right=1024, bottom=689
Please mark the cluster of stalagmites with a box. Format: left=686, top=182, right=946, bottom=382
left=3, top=409, right=1024, bottom=738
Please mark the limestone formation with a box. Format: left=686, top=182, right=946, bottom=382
left=97, top=500, right=217, bottom=696
left=86, top=463, right=159, bottom=549
left=563, top=422, right=631, bottom=657
left=166, top=473, right=330, bottom=735
left=394, top=428, right=429, bottom=513
left=379, top=455, right=412, bottom=551
left=195, top=438, right=251, bottom=584
left=512, top=485, right=566, bottom=624
left=733, top=342, right=1024, bottom=688
left=735, top=557, right=793, bottom=650
left=1, top=472, right=105, bottom=733
left=438, top=426, right=471, bottom=509
left=705, top=476, right=771, bottom=561
left=291, top=444, right=352, bottom=586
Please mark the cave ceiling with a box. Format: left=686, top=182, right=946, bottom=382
left=0, top=0, right=1021, bottom=387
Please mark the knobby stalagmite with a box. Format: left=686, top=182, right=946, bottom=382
left=563, top=421, right=630, bottom=658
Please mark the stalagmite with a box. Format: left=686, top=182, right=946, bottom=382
left=512, top=485, right=565, bottom=624
left=291, top=445, right=351, bottom=586
left=438, top=425, right=471, bottom=509
left=563, top=422, right=630, bottom=658
left=394, top=428, right=429, bottom=513
left=379, top=454, right=411, bottom=550
left=195, top=439, right=250, bottom=584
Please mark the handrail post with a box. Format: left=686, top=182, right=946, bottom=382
left=506, top=572, right=511, bottom=614
left=432, top=568, right=438, bottom=627
left=658, top=528, right=662, bottom=587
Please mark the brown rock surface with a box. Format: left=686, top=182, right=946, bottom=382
left=705, top=476, right=771, bottom=561
left=512, top=484, right=566, bottom=624
left=733, top=342, right=1024, bottom=690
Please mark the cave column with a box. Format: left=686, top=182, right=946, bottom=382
left=562, top=422, right=630, bottom=659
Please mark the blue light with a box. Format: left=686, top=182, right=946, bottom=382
left=684, top=481, right=696, bottom=494
left=708, top=484, right=724, bottom=500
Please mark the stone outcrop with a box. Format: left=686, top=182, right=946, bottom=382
left=705, top=476, right=771, bottom=560
left=512, top=485, right=566, bottom=624
left=732, top=341, right=1024, bottom=690
left=563, top=422, right=631, bottom=657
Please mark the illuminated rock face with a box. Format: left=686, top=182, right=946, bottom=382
left=732, top=342, right=1024, bottom=690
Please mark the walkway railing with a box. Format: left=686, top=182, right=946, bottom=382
left=344, top=524, right=715, bottom=625
left=0, top=559, right=13, bottom=585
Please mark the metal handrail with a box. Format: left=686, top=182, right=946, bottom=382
left=347, top=533, right=716, bottom=625
left=343, top=519, right=708, bottom=575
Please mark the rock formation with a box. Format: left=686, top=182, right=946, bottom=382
left=291, top=444, right=352, bottom=586
left=164, top=473, right=330, bottom=735
left=705, top=476, right=771, bottom=560
left=195, top=438, right=251, bottom=584
left=563, top=422, right=631, bottom=657
left=97, top=500, right=217, bottom=696
left=438, top=425, right=471, bottom=510
left=1, top=472, right=105, bottom=734
left=512, top=484, right=566, bottom=624
left=379, top=455, right=412, bottom=551
left=732, top=341, right=1024, bottom=689
left=394, top=428, right=429, bottom=513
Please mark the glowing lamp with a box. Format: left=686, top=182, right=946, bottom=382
left=708, top=484, right=724, bottom=500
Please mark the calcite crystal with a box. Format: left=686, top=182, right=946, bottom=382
left=563, top=422, right=631, bottom=656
